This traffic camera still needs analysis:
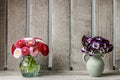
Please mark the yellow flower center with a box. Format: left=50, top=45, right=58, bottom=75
left=15, top=50, right=19, bottom=55
left=19, top=42, right=21, bottom=44
left=28, top=41, right=33, bottom=44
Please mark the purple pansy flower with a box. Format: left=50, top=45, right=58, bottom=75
left=82, top=35, right=92, bottom=46
left=92, top=42, right=100, bottom=50
left=107, top=44, right=113, bottom=52
left=81, top=47, right=87, bottom=53
left=81, top=35, right=113, bottom=56
left=89, top=51, right=94, bottom=56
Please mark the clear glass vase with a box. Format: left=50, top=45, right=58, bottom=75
left=19, top=55, right=40, bottom=77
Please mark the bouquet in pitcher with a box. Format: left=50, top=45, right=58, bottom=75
left=81, top=35, right=113, bottom=56
left=81, top=35, right=113, bottom=77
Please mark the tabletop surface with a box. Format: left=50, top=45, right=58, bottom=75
left=0, top=70, right=120, bottom=80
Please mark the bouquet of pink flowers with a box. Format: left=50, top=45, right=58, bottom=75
left=11, top=37, right=49, bottom=58
left=11, top=37, right=49, bottom=77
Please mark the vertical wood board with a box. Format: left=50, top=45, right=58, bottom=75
left=30, top=0, right=49, bottom=69
left=52, top=0, right=70, bottom=70
left=95, top=0, right=113, bottom=70
left=7, top=0, right=26, bottom=69
left=71, top=0, right=92, bottom=70
left=0, top=0, right=6, bottom=69
left=116, top=0, right=120, bottom=69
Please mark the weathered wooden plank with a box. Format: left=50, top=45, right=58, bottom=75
left=52, top=0, right=70, bottom=70
left=7, top=0, right=26, bottom=69
left=116, top=0, right=120, bottom=70
left=30, top=0, right=49, bottom=69
left=71, top=0, right=92, bottom=70
left=95, top=0, right=113, bottom=70
left=0, top=0, right=6, bottom=69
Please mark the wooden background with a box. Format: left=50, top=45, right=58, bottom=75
left=0, top=0, right=120, bottom=70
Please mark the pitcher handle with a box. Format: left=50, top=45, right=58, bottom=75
left=82, top=54, right=88, bottom=64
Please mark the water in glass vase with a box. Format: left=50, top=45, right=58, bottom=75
left=19, top=55, right=40, bottom=77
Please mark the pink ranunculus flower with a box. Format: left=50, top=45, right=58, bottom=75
left=11, top=37, right=49, bottom=58
left=26, top=39, right=35, bottom=47
left=14, top=48, right=22, bottom=59
left=15, top=39, right=26, bottom=48
left=21, top=47, right=30, bottom=56
left=30, top=47, right=38, bottom=57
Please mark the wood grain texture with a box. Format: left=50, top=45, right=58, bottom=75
left=71, top=0, right=92, bottom=70
left=116, top=0, right=120, bottom=70
left=4, top=0, right=117, bottom=70
left=95, top=0, right=113, bottom=70
left=30, top=0, right=48, bottom=69
left=8, top=0, right=26, bottom=69
left=52, top=0, right=70, bottom=70
left=0, top=0, right=5, bottom=69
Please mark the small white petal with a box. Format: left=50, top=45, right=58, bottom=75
left=34, top=38, right=44, bottom=43
left=81, top=47, right=86, bottom=52
left=23, top=38, right=33, bottom=41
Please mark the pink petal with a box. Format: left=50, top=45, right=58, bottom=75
left=30, top=47, right=38, bottom=57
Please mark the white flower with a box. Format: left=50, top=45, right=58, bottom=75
left=13, top=48, right=22, bottom=59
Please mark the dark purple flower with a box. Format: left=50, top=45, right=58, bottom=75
left=82, top=35, right=87, bottom=42
left=107, top=44, right=113, bottom=53
left=82, top=35, right=92, bottom=46
left=87, top=38, right=92, bottom=44
left=81, top=35, right=113, bottom=56
left=94, top=36, right=103, bottom=41
left=102, top=39, right=109, bottom=48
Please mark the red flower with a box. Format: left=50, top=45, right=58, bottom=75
left=26, top=39, right=35, bottom=47
left=37, top=42, right=49, bottom=56
left=21, top=47, right=30, bottom=56
left=11, top=44, right=16, bottom=55
left=15, top=39, right=26, bottom=48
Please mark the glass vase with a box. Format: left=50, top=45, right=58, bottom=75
left=19, top=55, right=40, bottom=77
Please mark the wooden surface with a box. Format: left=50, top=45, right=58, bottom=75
left=52, top=0, right=70, bottom=70
left=1, top=0, right=119, bottom=70
left=71, top=0, right=92, bottom=70
left=30, top=0, right=49, bottom=69
left=0, top=0, right=5, bottom=69
left=95, top=0, right=113, bottom=70
left=7, top=0, right=26, bottom=69
left=0, top=70, right=120, bottom=80
left=116, top=0, right=120, bottom=70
